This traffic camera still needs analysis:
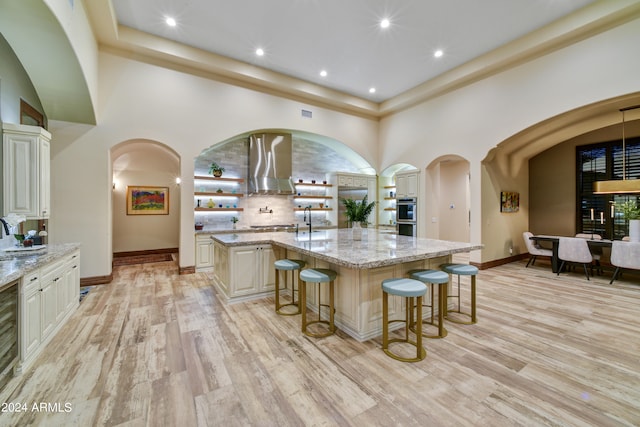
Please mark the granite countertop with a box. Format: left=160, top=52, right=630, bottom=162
left=212, top=229, right=482, bottom=269
left=0, top=243, right=81, bottom=287
left=195, top=225, right=336, bottom=235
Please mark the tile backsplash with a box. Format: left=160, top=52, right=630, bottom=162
left=195, top=136, right=360, bottom=229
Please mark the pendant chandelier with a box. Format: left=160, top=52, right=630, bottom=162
left=593, top=105, right=640, bottom=194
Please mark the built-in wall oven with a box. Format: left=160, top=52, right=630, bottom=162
left=0, top=280, right=19, bottom=388
left=397, top=198, right=417, bottom=237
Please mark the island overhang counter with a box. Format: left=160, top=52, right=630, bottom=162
left=211, top=229, right=482, bottom=341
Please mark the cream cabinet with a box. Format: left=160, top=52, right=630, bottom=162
left=2, top=123, right=51, bottom=219
left=18, top=250, right=81, bottom=373
left=229, top=245, right=275, bottom=297
left=195, top=234, right=215, bottom=271
left=395, top=171, right=419, bottom=198
left=212, top=243, right=275, bottom=302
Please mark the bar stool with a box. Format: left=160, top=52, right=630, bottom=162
left=299, top=268, right=337, bottom=338
left=408, top=269, right=449, bottom=338
left=274, top=259, right=306, bottom=315
left=381, top=278, right=427, bottom=362
left=441, top=263, right=478, bottom=324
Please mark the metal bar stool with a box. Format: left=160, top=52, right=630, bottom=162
left=299, top=268, right=337, bottom=338
left=274, top=259, right=306, bottom=315
left=441, top=263, right=478, bottom=324
left=408, top=269, right=449, bottom=338
left=381, top=278, right=427, bottom=362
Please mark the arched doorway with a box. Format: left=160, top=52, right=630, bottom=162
left=426, top=156, right=470, bottom=242
left=111, top=140, right=181, bottom=255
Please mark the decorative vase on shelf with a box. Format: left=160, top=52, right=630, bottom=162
left=352, top=222, right=363, bottom=241
left=630, top=219, right=640, bottom=242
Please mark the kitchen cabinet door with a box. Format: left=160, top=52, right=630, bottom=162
left=40, top=278, right=57, bottom=341
left=258, top=245, right=276, bottom=292
left=396, top=175, right=407, bottom=197
left=22, top=287, right=42, bottom=361
left=2, top=123, right=51, bottom=219
left=230, top=247, right=261, bottom=296
left=195, top=235, right=214, bottom=271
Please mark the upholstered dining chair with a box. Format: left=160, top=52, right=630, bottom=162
left=575, top=233, right=603, bottom=274
left=558, top=237, right=594, bottom=280
left=522, top=232, right=552, bottom=268
left=609, top=241, right=640, bottom=284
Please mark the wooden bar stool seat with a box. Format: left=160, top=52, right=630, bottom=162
left=381, top=278, right=427, bottom=362
left=299, top=268, right=337, bottom=338
left=274, top=259, right=306, bottom=315
left=441, top=263, right=478, bottom=325
left=408, top=269, right=449, bottom=338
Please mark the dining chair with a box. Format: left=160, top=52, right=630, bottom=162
left=575, top=233, right=603, bottom=274
left=558, top=237, right=593, bottom=280
left=522, top=232, right=552, bottom=268
left=609, top=241, right=640, bottom=284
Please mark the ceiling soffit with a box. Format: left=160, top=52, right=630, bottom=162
left=87, top=1, right=640, bottom=119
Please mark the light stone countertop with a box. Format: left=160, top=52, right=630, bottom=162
left=0, top=243, right=81, bottom=288
left=212, top=229, right=482, bottom=269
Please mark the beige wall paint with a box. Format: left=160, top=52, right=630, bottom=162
left=49, top=51, right=378, bottom=278
left=379, top=17, right=640, bottom=263
left=529, top=120, right=640, bottom=238
left=32, top=6, right=640, bottom=276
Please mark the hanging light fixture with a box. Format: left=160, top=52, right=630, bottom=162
left=593, top=105, right=640, bottom=194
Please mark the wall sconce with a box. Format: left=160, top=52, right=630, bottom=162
left=112, top=180, right=118, bottom=190
left=175, top=177, right=182, bottom=185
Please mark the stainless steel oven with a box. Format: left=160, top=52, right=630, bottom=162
left=0, top=280, right=19, bottom=388
left=397, top=198, right=416, bottom=222
left=397, top=222, right=417, bottom=237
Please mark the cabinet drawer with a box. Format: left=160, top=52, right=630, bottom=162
left=22, top=270, right=40, bottom=294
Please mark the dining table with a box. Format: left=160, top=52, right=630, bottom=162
left=529, top=235, right=612, bottom=273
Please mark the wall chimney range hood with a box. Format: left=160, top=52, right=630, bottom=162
left=248, top=133, right=295, bottom=195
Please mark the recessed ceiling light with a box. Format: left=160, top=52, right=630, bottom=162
left=380, top=18, right=390, bottom=29
left=369, top=87, right=376, bottom=94
left=320, top=70, right=327, bottom=77
left=165, top=17, right=176, bottom=27
left=256, top=48, right=265, bottom=56
left=434, top=49, right=444, bottom=58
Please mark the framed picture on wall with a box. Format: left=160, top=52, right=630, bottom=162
left=126, top=186, right=169, bottom=215
left=500, top=191, right=519, bottom=213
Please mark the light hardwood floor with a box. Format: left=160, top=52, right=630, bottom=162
left=1, top=256, right=639, bottom=426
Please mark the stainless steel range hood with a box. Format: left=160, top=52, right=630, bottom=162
left=248, top=133, right=295, bottom=195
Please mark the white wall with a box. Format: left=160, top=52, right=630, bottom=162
left=379, top=17, right=640, bottom=263
left=49, top=51, right=378, bottom=278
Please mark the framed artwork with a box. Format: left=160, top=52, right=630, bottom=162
left=127, top=186, right=169, bottom=215
left=500, top=191, right=519, bottom=213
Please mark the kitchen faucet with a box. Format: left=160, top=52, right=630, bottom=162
left=0, top=218, right=9, bottom=239
left=303, top=205, right=312, bottom=234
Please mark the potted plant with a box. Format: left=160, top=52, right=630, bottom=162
left=231, top=216, right=239, bottom=229
left=341, top=195, right=376, bottom=240
left=209, top=162, right=225, bottom=177
left=619, top=200, right=640, bottom=242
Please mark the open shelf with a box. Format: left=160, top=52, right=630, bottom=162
left=384, top=185, right=396, bottom=189
left=195, top=207, right=244, bottom=212
left=293, top=195, right=333, bottom=199
left=195, top=192, right=243, bottom=197
left=384, top=208, right=396, bottom=211
left=194, top=175, right=245, bottom=183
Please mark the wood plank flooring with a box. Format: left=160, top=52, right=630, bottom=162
left=1, top=256, right=639, bottom=426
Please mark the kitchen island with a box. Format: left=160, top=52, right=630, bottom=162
left=211, top=229, right=481, bottom=341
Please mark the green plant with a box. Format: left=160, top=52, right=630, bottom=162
left=341, top=195, right=376, bottom=224
left=619, top=200, right=640, bottom=220
left=209, top=162, right=225, bottom=175
left=231, top=216, right=239, bottom=223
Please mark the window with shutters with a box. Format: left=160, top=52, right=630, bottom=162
left=576, top=138, right=640, bottom=239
